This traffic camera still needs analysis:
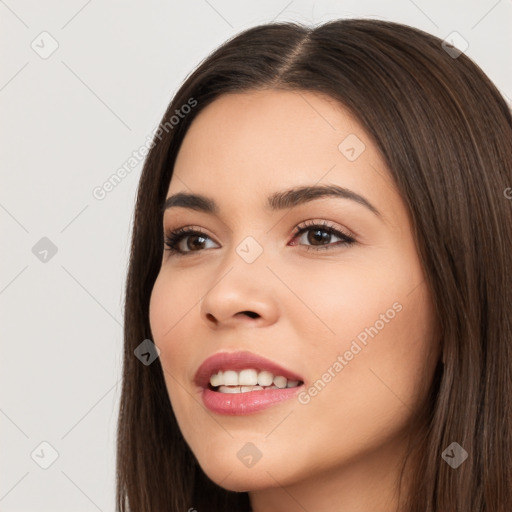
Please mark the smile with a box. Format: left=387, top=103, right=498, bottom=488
left=210, top=369, right=301, bottom=392
left=195, top=351, right=304, bottom=415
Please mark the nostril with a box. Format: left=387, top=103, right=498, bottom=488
left=240, top=311, right=259, bottom=319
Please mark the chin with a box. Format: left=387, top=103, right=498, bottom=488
left=208, top=469, right=280, bottom=493
left=197, top=455, right=292, bottom=492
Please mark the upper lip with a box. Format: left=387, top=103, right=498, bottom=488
left=194, top=350, right=304, bottom=388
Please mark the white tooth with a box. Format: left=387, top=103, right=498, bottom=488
left=210, top=372, right=222, bottom=387
left=240, top=385, right=264, bottom=393
left=273, top=375, right=288, bottom=389
left=257, top=370, right=274, bottom=387
left=218, top=385, right=240, bottom=393
left=223, top=370, right=238, bottom=386
left=287, top=380, right=299, bottom=388
left=239, top=369, right=258, bottom=386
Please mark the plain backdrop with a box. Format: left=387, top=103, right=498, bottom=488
left=1, top=1, right=511, bottom=510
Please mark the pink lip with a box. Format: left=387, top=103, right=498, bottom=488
left=194, top=350, right=303, bottom=388
left=194, top=351, right=304, bottom=415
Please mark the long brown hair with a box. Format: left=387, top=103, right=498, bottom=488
left=116, top=18, right=512, bottom=511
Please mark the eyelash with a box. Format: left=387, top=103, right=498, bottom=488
left=163, top=220, right=356, bottom=257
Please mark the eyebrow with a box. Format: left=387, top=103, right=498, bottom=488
left=162, top=184, right=381, bottom=217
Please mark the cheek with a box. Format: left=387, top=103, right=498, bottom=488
left=148, top=271, right=200, bottom=380
left=290, top=248, right=435, bottom=413
left=281, top=251, right=423, bottom=355
left=319, top=291, right=434, bottom=451
left=149, top=269, right=198, bottom=343
left=148, top=273, right=171, bottom=343
left=148, top=272, right=201, bottom=424
left=307, top=270, right=435, bottom=420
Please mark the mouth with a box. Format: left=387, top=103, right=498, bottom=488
left=194, top=351, right=304, bottom=414
left=209, top=368, right=302, bottom=393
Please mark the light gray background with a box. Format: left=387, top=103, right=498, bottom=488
left=1, top=1, right=511, bottom=510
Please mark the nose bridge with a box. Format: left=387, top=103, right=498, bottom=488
left=209, top=232, right=270, bottom=299
left=199, top=231, right=279, bottom=326
left=216, top=212, right=272, bottom=272
left=234, top=233, right=266, bottom=265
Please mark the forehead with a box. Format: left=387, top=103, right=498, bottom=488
left=174, top=89, right=362, bottom=175
left=168, top=89, right=401, bottom=223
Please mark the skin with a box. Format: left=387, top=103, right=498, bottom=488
left=149, top=89, right=440, bottom=512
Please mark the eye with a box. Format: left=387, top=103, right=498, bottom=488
left=164, top=226, right=218, bottom=255
left=163, top=220, right=356, bottom=257
left=289, top=220, right=356, bottom=251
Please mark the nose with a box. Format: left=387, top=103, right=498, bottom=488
left=200, top=260, right=280, bottom=329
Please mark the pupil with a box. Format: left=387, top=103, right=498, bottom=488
left=189, top=235, right=205, bottom=250
left=308, top=229, right=329, bottom=245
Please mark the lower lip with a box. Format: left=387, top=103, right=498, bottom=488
left=201, top=385, right=303, bottom=415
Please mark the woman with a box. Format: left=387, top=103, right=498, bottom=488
left=116, top=18, right=512, bottom=511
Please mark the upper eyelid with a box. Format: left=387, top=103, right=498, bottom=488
left=293, top=219, right=354, bottom=237
left=163, top=220, right=351, bottom=239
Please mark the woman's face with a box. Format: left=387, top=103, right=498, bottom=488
left=149, top=89, right=438, bottom=502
